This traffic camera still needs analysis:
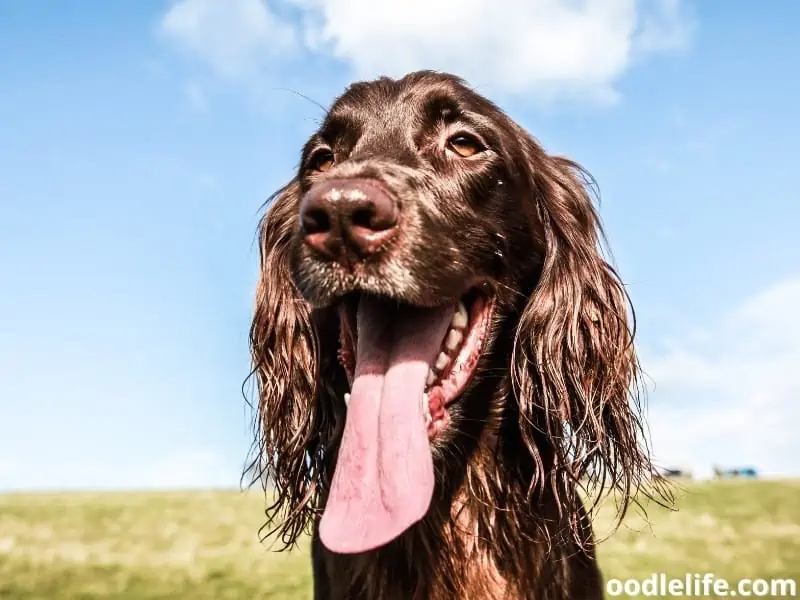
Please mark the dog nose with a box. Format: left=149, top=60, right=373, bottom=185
left=299, top=178, right=399, bottom=261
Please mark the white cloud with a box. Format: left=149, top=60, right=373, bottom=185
left=643, top=277, right=800, bottom=478
left=632, top=0, right=694, bottom=55
left=157, top=0, right=693, bottom=103
left=158, top=0, right=295, bottom=81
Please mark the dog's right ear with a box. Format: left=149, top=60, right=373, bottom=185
left=246, top=181, right=341, bottom=549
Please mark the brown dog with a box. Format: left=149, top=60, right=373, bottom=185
left=247, top=70, right=668, bottom=600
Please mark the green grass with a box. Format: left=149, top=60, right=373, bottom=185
left=1, top=480, right=798, bottom=599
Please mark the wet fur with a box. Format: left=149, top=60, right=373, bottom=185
left=246, top=71, right=671, bottom=600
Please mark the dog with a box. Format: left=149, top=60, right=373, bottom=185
left=246, top=70, right=668, bottom=599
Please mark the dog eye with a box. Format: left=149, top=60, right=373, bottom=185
left=447, top=134, right=483, bottom=158
left=310, top=150, right=335, bottom=173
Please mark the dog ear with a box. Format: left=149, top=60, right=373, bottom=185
left=511, top=149, right=669, bottom=543
left=245, top=181, right=344, bottom=548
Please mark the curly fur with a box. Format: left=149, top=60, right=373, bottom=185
left=244, top=71, right=671, bottom=600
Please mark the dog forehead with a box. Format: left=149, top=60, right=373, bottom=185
left=330, top=85, right=423, bottom=129
left=329, top=73, right=476, bottom=128
left=321, top=88, right=431, bottom=159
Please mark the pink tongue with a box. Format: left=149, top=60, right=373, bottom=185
left=319, top=296, right=454, bottom=554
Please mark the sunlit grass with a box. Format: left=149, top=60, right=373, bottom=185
left=1, top=480, right=798, bottom=599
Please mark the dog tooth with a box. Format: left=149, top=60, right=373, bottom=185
left=435, top=352, right=450, bottom=371
left=445, top=328, right=463, bottom=351
left=426, top=369, right=436, bottom=386
left=344, top=393, right=351, bottom=407
left=451, top=302, right=468, bottom=329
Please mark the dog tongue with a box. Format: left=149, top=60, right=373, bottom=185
left=319, top=296, right=454, bottom=554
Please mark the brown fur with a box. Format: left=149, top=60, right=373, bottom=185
left=245, top=71, right=671, bottom=599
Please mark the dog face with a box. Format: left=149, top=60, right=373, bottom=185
left=290, top=71, right=543, bottom=311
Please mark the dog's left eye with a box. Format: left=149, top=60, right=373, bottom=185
left=447, top=134, right=484, bottom=158
left=310, top=150, right=335, bottom=173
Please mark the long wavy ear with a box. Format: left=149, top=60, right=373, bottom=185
left=245, top=181, right=343, bottom=549
left=511, top=149, right=670, bottom=545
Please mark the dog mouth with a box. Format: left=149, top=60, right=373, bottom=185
left=336, top=288, right=494, bottom=438
left=319, top=287, right=494, bottom=555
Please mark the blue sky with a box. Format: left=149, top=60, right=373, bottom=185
left=1, top=0, right=798, bottom=490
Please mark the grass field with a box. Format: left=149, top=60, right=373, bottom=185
left=1, top=480, right=798, bottom=599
